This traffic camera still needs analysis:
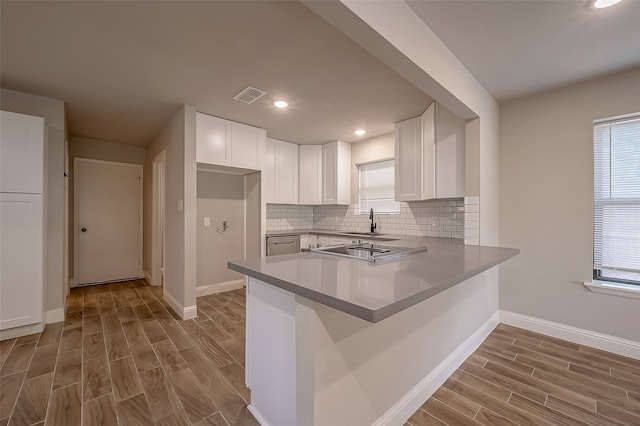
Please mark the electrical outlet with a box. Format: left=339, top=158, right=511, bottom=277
left=204, top=217, right=211, bottom=227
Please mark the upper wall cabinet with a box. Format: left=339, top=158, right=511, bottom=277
left=322, top=140, right=351, bottom=205
left=196, top=112, right=265, bottom=171
left=264, top=138, right=299, bottom=204
left=1, top=111, right=45, bottom=194
left=299, top=145, right=323, bottom=205
left=395, top=102, right=465, bottom=201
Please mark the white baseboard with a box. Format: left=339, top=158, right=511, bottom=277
left=500, top=311, right=640, bottom=360
left=0, top=322, right=44, bottom=340
left=196, top=279, right=245, bottom=297
left=45, top=308, right=65, bottom=324
left=248, top=405, right=270, bottom=426
left=163, top=290, right=197, bottom=321
left=374, top=311, right=500, bottom=426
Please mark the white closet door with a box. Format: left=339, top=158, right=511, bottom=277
left=76, top=159, right=142, bottom=285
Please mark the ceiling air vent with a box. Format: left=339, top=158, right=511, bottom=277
left=233, top=86, right=266, bottom=104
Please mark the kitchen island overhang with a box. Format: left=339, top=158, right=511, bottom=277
left=228, top=239, right=519, bottom=323
left=228, top=238, right=519, bottom=426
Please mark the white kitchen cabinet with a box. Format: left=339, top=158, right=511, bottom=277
left=395, top=102, right=465, bottom=201
left=196, top=113, right=231, bottom=166
left=0, top=110, right=45, bottom=333
left=322, top=141, right=351, bottom=205
left=264, top=138, right=298, bottom=204
left=0, top=111, right=45, bottom=193
left=317, top=235, right=330, bottom=247
left=298, top=145, right=322, bottom=205
left=329, top=237, right=350, bottom=245
left=1, top=193, right=44, bottom=330
left=231, top=122, right=265, bottom=170
left=196, top=112, right=265, bottom=171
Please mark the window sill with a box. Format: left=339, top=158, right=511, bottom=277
left=584, top=280, right=640, bottom=300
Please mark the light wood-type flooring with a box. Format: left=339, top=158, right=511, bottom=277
left=3, top=281, right=640, bottom=426
left=407, top=323, right=640, bottom=426
left=0, top=280, right=256, bottom=426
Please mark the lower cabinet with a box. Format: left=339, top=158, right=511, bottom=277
left=0, top=193, right=44, bottom=330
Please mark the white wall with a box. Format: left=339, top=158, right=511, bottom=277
left=144, top=104, right=197, bottom=318
left=68, top=136, right=145, bottom=281
left=196, top=171, right=245, bottom=287
left=499, top=67, right=640, bottom=342
left=1, top=88, right=66, bottom=318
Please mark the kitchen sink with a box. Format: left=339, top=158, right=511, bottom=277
left=311, top=243, right=426, bottom=263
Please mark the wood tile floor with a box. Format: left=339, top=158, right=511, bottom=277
left=407, top=323, right=640, bottom=426
left=3, top=282, right=640, bottom=426
left=0, top=280, right=257, bottom=426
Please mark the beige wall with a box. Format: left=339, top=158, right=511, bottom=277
left=68, top=136, right=145, bottom=280
left=349, top=132, right=394, bottom=204
left=499, top=67, right=640, bottom=342
left=144, top=104, right=197, bottom=316
left=1, top=88, right=67, bottom=316
left=196, top=171, right=245, bottom=286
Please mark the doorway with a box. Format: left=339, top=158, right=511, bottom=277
left=151, top=150, right=166, bottom=286
left=74, top=158, right=143, bottom=286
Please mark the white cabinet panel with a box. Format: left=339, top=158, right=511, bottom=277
left=196, top=113, right=231, bottom=166
left=196, top=112, right=265, bottom=171
left=0, top=111, right=45, bottom=194
left=395, top=116, right=423, bottom=201
left=299, top=145, right=322, bottom=205
left=0, top=193, right=44, bottom=330
left=394, top=102, right=464, bottom=201
left=322, top=141, right=350, bottom=205
left=329, top=238, right=350, bottom=245
left=264, top=139, right=277, bottom=202
left=232, top=122, right=265, bottom=170
left=276, top=140, right=298, bottom=204
left=265, top=138, right=299, bottom=204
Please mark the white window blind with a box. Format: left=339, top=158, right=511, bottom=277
left=358, top=159, right=400, bottom=214
left=593, top=114, right=640, bottom=285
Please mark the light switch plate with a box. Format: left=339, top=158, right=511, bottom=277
left=204, top=217, right=211, bottom=227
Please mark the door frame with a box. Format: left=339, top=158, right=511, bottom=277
left=150, top=150, right=166, bottom=286
left=73, top=158, right=143, bottom=286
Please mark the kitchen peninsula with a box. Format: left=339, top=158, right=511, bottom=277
left=228, top=237, right=518, bottom=425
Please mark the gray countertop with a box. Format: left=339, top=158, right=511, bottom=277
left=228, top=236, right=519, bottom=323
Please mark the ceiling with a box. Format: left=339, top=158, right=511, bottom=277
left=3, top=1, right=639, bottom=147
left=0, top=1, right=432, bottom=146
left=407, top=0, right=640, bottom=102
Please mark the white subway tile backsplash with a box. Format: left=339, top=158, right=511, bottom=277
left=267, top=198, right=466, bottom=239
left=463, top=196, right=480, bottom=246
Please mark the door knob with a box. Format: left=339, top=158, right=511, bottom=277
left=81, top=228, right=87, bottom=232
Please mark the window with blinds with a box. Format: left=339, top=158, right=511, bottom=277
left=593, top=113, right=640, bottom=285
left=358, top=159, right=400, bottom=214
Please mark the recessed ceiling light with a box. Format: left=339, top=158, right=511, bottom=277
left=273, top=101, right=289, bottom=108
left=354, top=129, right=366, bottom=136
left=593, top=0, right=622, bottom=8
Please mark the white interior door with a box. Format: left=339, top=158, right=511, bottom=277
left=75, top=159, right=142, bottom=285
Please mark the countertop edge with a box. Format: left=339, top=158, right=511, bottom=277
left=228, top=247, right=519, bottom=323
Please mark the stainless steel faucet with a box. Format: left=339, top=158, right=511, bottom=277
left=370, top=208, right=377, bottom=233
